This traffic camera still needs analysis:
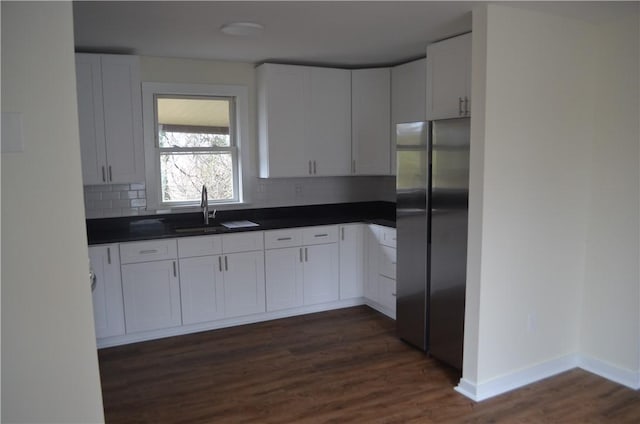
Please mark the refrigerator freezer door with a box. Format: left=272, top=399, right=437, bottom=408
left=429, top=118, right=470, bottom=370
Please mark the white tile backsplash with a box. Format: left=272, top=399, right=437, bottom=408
left=83, top=176, right=395, bottom=218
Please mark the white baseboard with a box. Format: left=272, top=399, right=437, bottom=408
left=579, top=354, right=640, bottom=390
left=455, top=353, right=640, bottom=402
left=97, top=297, right=366, bottom=348
left=455, top=354, right=580, bottom=402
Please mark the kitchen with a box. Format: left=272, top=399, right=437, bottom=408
left=2, top=2, right=639, bottom=423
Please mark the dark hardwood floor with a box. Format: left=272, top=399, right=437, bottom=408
left=98, top=306, right=640, bottom=423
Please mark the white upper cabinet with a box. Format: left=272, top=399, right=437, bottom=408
left=257, top=63, right=351, bottom=177
left=351, top=68, right=391, bottom=175
left=75, top=53, right=144, bottom=185
left=391, top=58, right=427, bottom=175
left=426, top=33, right=472, bottom=120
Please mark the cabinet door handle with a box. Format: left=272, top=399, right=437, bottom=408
left=224, top=256, right=228, bottom=271
left=173, top=261, right=177, bottom=277
left=218, top=256, right=223, bottom=272
left=341, top=227, right=345, bottom=241
left=108, top=165, right=113, bottom=182
left=314, top=233, right=328, bottom=238
left=305, top=247, right=308, bottom=262
left=459, top=97, right=464, bottom=116
left=91, top=271, right=97, bottom=292
left=299, top=248, right=303, bottom=263
left=101, top=166, right=106, bottom=182
left=277, top=237, right=292, bottom=241
left=139, top=249, right=158, bottom=254
left=308, top=160, right=312, bottom=175
left=107, top=247, right=111, bottom=264
left=313, top=160, right=317, bottom=174
left=392, top=293, right=397, bottom=297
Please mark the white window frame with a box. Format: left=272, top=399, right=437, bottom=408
left=142, top=82, right=249, bottom=210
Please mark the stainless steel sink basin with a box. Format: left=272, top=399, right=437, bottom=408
left=173, top=225, right=225, bottom=234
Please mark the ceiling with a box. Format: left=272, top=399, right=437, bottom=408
left=72, top=1, right=638, bottom=68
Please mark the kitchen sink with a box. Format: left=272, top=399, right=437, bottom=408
left=173, top=225, right=225, bottom=234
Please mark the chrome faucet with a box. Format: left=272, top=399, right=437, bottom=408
left=200, top=185, right=216, bottom=225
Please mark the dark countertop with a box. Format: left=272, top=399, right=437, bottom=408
left=86, top=201, right=396, bottom=245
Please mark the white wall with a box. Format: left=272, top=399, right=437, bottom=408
left=463, top=3, right=598, bottom=388
left=1, top=2, right=105, bottom=422
left=581, top=13, right=640, bottom=376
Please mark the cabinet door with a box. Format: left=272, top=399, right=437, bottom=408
left=378, top=275, right=397, bottom=313
left=100, top=54, right=145, bottom=183
left=265, top=247, right=304, bottom=311
left=351, top=68, right=391, bottom=175
left=223, top=251, right=266, bottom=318
left=339, top=224, right=364, bottom=299
left=426, top=33, right=471, bottom=120
left=179, top=256, right=225, bottom=325
left=89, top=244, right=125, bottom=338
left=257, top=64, right=309, bottom=177
left=75, top=54, right=107, bottom=185
left=308, top=67, right=351, bottom=176
left=364, top=226, right=381, bottom=303
left=391, top=58, right=427, bottom=175
left=121, top=260, right=181, bottom=333
left=303, top=243, right=339, bottom=305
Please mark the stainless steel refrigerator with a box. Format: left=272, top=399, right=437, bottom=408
left=396, top=118, right=470, bottom=370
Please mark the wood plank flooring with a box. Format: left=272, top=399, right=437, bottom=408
left=98, top=306, right=640, bottom=423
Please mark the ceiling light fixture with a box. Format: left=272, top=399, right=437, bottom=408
left=220, top=22, right=264, bottom=37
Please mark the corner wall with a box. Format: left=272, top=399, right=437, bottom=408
left=460, top=3, right=598, bottom=399
left=1, top=2, right=105, bottom=422
left=580, top=11, right=640, bottom=385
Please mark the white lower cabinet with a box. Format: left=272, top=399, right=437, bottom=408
left=339, top=224, right=365, bottom=299
left=179, top=256, right=225, bottom=325
left=121, top=259, right=182, bottom=333
left=265, top=226, right=339, bottom=312
left=89, top=244, right=125, bottom=338
left=365, top=225, right=397, bottom=318
left=223, top=251, right=266, bottom=318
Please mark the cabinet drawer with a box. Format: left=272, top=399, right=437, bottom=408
left=302, top=225, right=338, bottom=245
left=264, top=228, right=302, bottom=249
left=120, top=239, right=177, bottom=264
left=380, top=227, right=397, bottom=248
left=178, top=235, right=222, bottom=258
left=379, top=245, right=397, bottom=279
left=222, top=231, right=264, bottom=253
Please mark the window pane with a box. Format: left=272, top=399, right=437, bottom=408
left=157, top=97, right=231, bottom=147
left=160, top=152, right=234, bottom=202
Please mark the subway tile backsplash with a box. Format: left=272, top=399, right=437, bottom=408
left=84, top=183, right=147, bottom=218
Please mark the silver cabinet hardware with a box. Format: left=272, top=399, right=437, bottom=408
left=172, top=261, right=177, bottom=277
left=459, top=97, right=464, bottom=116
left=107, top=247, right=111, bottom=264
left=313, top=160, right=317, bottom=174
left=308, top=160, right=312, bottom=175
left=139, top=249, right=158, bottom=254
left=91, top=271, right=97, bottom=292
left=392, top=293, right=396, bottom=297
left=101, top=166, right=106, bottom=182
left=108, top=165, right=113, bottom=182
left=314, top=233, right=328, bottom=238
left=277, top=237, right=292, bottom=241
left=305, top=247, right=308, bottom=262
left=218, top=256, right=223, bottom=272
left=299, top=248, right=303, bottom=263
left=464, top=97, right=469, bottom=115
left=341, top=227, right=345, bottom=241
left=224, top=256, right=228, bottom=271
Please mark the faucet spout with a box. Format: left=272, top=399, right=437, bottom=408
left=201, top=185, right=209, bottom=225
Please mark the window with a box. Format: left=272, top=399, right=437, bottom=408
left=142, top=83, right=249, bottom=209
